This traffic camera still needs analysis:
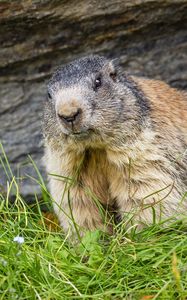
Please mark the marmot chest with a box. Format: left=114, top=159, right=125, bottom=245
left=79, top=149, right=115, bottom=204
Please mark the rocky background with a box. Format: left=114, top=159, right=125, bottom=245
left=0, top=0, right=187, bottom=199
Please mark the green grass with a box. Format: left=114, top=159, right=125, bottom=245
left=1, top=144, right=187, bottom=300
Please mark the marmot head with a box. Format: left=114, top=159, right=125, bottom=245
left=45, top=55, right=149, bottom=147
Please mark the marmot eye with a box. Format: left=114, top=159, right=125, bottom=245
left=94, top=76, right=102, bottom=90
left=47, top=91, right=52, bottom=99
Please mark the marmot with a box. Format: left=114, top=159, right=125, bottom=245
left=43, top=55, right=187, bottom=236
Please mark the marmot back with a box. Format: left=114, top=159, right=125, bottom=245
left=43, top=55, right=187, bottom=236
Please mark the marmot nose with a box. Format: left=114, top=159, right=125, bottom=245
left=58, top=108, right=82, bottom=125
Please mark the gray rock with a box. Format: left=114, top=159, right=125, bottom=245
left=0, top=0, right=187, bottom=198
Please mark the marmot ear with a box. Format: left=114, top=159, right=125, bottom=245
left=47, top=91, right=52, bottom=99
left=110, top=70, right=117, bottom=82
left=103, top=60, right=118, bottom=82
